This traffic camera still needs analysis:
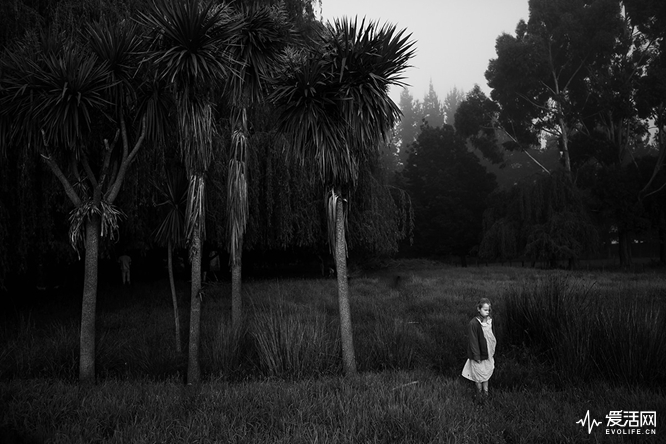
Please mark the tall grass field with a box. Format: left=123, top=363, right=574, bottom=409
left=1, top=261, right=665, bottom=443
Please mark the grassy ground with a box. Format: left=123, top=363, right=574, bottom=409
left=1, top=371, right=663, bottom=444
left=1, top=260, right=665, bottom=443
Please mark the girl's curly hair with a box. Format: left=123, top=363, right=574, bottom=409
left=477, top=298, right=491, bottom=310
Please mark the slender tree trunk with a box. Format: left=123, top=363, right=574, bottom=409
left=558, top=116, right=572, bottom=175
left=168, top=240, right=182, bottom=354
left=335, top=197, right=356, bottom=375
left=187, top=232, right=203, bottom=385
left=549, top=61, right=571, bottom=178
left=79, top=214, right=101, bottom=384
left=657, top=210, right=666, bottom=264
left=228, top=107, right=249, bottom=332
left=618, top=230, right=633, bottom=268
left=231, top=262, right=242, bottom=329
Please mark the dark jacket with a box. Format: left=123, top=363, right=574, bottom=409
left=467, top=316, right=495, bottom=361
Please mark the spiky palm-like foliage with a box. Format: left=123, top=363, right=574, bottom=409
left=0, top=36, right=111, bottom=155
left=0, top=19, right=155, bottom=383
left=153, top=173, right=188, bottom=251
left=270, top=17, right=415, bottom=375
left=225, top=3, right=294, bottom=328
left=140, top=0, right=235, bottom=92
left=139, top=0, right=238, bottom=384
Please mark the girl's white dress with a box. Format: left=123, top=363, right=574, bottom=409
left=461, top=317, right=496, bottom=383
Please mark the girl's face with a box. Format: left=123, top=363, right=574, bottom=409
left=478, top=303, right=491, bottom=318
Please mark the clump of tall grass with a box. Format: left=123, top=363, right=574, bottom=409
left=595, top=296, right=666, bottom=385
left=251, top=302, right=341, bottom=379
left=501, top=274, right=666, bottom=385
left=203, top=319, right=252, bottom=379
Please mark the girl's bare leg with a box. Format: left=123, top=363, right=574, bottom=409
left=482, top=381, right=489, bottom=395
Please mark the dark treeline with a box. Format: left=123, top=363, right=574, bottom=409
left=392, top=0, right=666, bottom=269
left=2, top=0, right=665, bottom=296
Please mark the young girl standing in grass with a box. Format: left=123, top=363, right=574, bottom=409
left=461, top=298, right=496, bottom=400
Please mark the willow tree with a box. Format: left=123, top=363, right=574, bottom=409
left=0, top=20, right=154, bottom=383
left=479, top=172, right=598, bottom=268
left=139, top=0, right=238, bottom=384
left=271, top=18, right=415, bottom=375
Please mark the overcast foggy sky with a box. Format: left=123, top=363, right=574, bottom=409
left=321, top=0, right=529, bottom=103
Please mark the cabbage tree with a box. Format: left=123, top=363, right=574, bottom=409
left=0, top=19, right=156, bottom=383
left=139, top=0, right=238, bottom=384
left=270, top=18, right=414, bottom=374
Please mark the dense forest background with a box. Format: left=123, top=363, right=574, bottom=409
left=374, top=0, right=666, bottom=270
left=1, top=0, right=665, bottom=298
